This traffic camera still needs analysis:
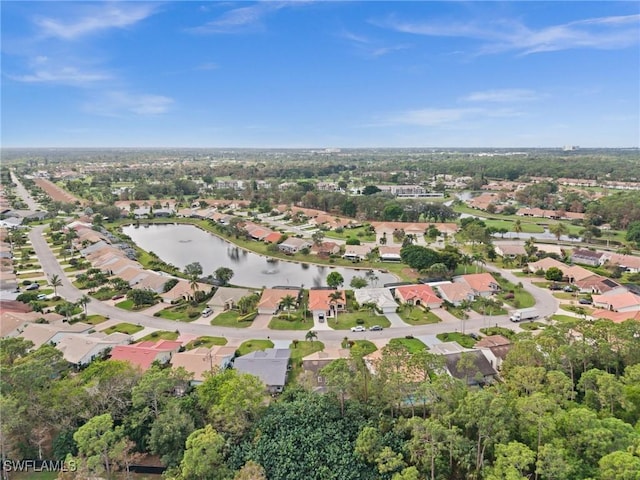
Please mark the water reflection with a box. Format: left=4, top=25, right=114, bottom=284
left=123, top=224, right=398, bottom=289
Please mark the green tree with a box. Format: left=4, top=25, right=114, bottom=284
left=48, top=274, right=62, bottom=297
left=545, top=267, right=564, bottom=282
left=350, top=276, right=368, bottom=289
left=126, top=288, right=157, bottom=307
left=485, top=441, right=535, bottom=480
left=77, top=294, right=91, bottom=316
left=320, top=359, right=352, bottom=416
left=72, top=413, right=127, bottom=478
left=598, top=451, right=640, bottom=480
left=179, top=425, right=229, bottom=480
left=626, top=220, right=640, bottom=247
left=280, top=294, right=297, bottom=319
left=214, top=266, right=234, bottom=286
left=184, top=262, right=203, bottom=279
left=234, top=461, right=267, bottom=480
left=514, top=219, right=523, bottom=237
left=327, top=271, right=345, bottom=288
left=148, top=400, right=195, bottom=468
left=549, top=222, right=569, bottom=242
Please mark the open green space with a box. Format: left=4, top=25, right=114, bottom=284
left=518, top=321, right=547, bottom=331
left=289, top=340, right=324, bottom=364
left=479, top=326, right=517, bottom=340
left=396, top=306, right=442, bottom=325
left=236, top=339, right=275, bottom=356
left=324, top=225, right=376, bottom=242
left=184, top=336, right=228, bottom=350
left=269, top=313, right=314, bottom=330
left=210, top=310, right=255, bottom=328
left=103, top=322, right=144, bottom=335
left=154, top=301, right=208, bottom=322
left=84, top=314, right=108, bottom=325
left=137, top=330, right=179, bottom=342
left=328, top=311, right=391, bottom=330
left=436, top=332, right=477, bottom=348
left=388, top=337, right=428, bottom=353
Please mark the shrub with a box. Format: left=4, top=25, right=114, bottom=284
left=22, top=279, right=32, bottom=286
left=356, top=318, right=365, bottom=325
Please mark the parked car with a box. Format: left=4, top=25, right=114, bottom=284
left=369, top=325, right=383, bottom=331
left=351, top=325, right=366, bottom=332
left=578, top=298, right=592, bottom=305
left=25, top=283, right=40, bottom=290
left=111, top=294, right=125, bottom=301
left=563, top=285, right=574, bottom=292
left=548, top=283, right=561, bottom=291
left=469, top=333, right=480, bottom=340
left=202, top=307, right=213, bottom=317
left=37, top=294, right=48, bottom=300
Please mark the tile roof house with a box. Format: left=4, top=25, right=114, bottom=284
left=171, top=346, right=237, bottom=384
left=378, top=246, right=402, bottom=262
left=394, top=284, right=443, bottom=309
left=475, top=335, right=513, bottom=370
left=208, top=287, right=257, bottom=311
left=234, top=348, right=291, bottom=393
left=574, top=276, right=626, bottom=295
left=435, top=283, right=475, bottom=307
left=278, top=237, right=312, bottom=254
left=343, top=245, right=372, bottom=261
left=590, top=309, right=640, bottom=323
left=308, top=289, right=345, bottom=322
left=456, top=273, right=500, bottom=297
left=310, top=241, right=341, bottom=256
left=354, top=288, right=399, bottom=314
left=56, top=332, right=132, bottom=367
left=18, top=322, right=93, bottom=349
left=302, top=348, right=351, bottom=390
left=494, top=243, right=527, bottom=258
left=257, top=288, right=300, bottom=315
left=600, top=253, right=640, bottom=273
left=160, top=279, right=213, bottom=303
left=592, top=291, right=640, bottom=313
left=571, top=249, right=604, bottom=267
left=443, top=351, right=498, bottom=386
left=562, top=265, right=596, bottom=283
left=109, top=340, right=183, bottom=371
left=528, top=257, right=566, bottom=273
left=263, top=232, right=283, bottom=244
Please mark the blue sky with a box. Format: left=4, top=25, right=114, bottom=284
left=2, top=1, right=639, bottom=148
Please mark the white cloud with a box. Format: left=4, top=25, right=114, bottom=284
left=9, top=66, right=111, bottom=86
left=383, top=106, right=522, bottom=127
left=339, top=29, right=411, bottom=58
left=380, top=13, right=640, bottom=55
left=462, top=89, right=540, bottom=103
left=85, top=91, right=173, bottom=116
left=34, top=3, right=157, bottom=40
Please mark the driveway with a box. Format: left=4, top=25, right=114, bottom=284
left=384, top=312, right=411, bottom=328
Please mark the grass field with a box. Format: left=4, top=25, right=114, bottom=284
left=388, top=337, right=428, bottom=353
left=479, top=326, right=517, bottom=340
left=84, top=314, right=108, bottom=325
left=269, top=315, right=315, bottom=330
left=103, top=322, right=144, bottom=335
left=210, top=310, right=254, bottom=328
left=328, top=311, right=391, bottom=330
left=184, top=336, right=228, bottom=349
left=137, top=330, right=179, bottom=342
left=396, top=307, right=442, bottom=325
left=236, top=339, right=274, bottom=356
left=436, top=332, right=477, bottom=348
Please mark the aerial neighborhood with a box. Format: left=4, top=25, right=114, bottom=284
left=1, top=148, right=639, bottom=479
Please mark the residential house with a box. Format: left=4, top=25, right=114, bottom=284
left=562, top=265, right=596, bottom=284
left=308, top=289, right=345, bottom=322
left=18, top=322, right=93, bottom=349
left=171, top=346, right=237, bottom=384
left=234, top=348, right=291, bottom=393
left=574, top=276, right=626, bottom=295
left=55, top=332, right=132, bottom=367
left=278, top=237, right=312, bottom=254
left=1, top=311, right=63, bottom=338
left=475, top=335, right=513, bottom=370
left=310, top=241, right=340, bottom=257
left=263, top=232, right=283, bottom=244
left=528, top=257, right=566, bottom=273
left=600, top=253, right=640, bottom=273
left=208, top=287, right=256, bottom=311
left=133, top=272, right=170, bottom=293
left=443, top=351, right=498, bottom=386
left=435, top=283, right=475, bottom=307
left=378, top=246, right=402, bottom=262
left=592, top=291, right=640, bottom=313
left=571, top=249, right=604, bottom=267
left=494, top=243, right=527, bottom=258
left=109, top=340, right=183, bottom=371
left=394, top=284, right=443, bottom=309
left=301, top=348, right=351, bottom=390
left=354, top=288, right=398, bottom=314
left=343, top=245, right=372, bottom=262
left=455, top=273, right=500, bottom=297
left=590, top=309, right=640, bottom=323
left=257, top=288, right=300, bottom=315
left=161, top=279, right=213, bottom=304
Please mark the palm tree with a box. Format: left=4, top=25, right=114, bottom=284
left=460, top=254, right=473, bottom=274
left=305, top=330, right=318, bottom=342
left=471, top=252, right=485, bottom=273
left=48, top=274, right=62, bottom=297
left=329, top=290, right=344, bottom=322
left=189, top=278, right=200, bottom=303
left=513, top=219, right=523, bottom=238
left=77, top=294, right=91, bottom=315
left=280, top=295, right=297, bottom=319
left=549, top=222, right=569, bottom=242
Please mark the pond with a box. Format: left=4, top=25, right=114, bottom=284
left=122, top=224, right=398, bottom=289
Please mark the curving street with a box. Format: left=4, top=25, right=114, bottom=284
left=29, top=224, right=560, bottom=346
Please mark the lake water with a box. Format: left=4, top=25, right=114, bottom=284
left=122, top=224, right=398, bottom=289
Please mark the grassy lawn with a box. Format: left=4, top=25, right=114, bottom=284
left=551, top=314, right=580, bottom=324
left=518, top=321, right=547, bottom=331
left=388, top=337, right=428, bottom=353
left=269, top=314, right=315, bottom=330
left=480, top=326, right=517, bottom=340
left=552, top=292, right=576, bottom=300
left=396, top=306, right=442, bottom=325
left=494, top=275, right=536, bottom=308
left=436, top=332, right=477, bottom=348
left=210, top=310, right=255, bottom=328
left=559, top=304, right=593, bottom=315
left=289, top=340, right=324, bottom=364
left=184, top=336, right=228, bottom=350
left=103, top=322, right=144, bottom=335
left=155, top=302, right=206, bottom=322
left=237, top=339, right=275, bottom=356
left=115, top=299, right=158, bottom=311
left=85, top=314, right=108, bottom=325
left=137, top=330, right=179, bottom=342
left=470, top=301, right=508, bottom=316
left=328, top=311, right=391, bottom=330
left=324, top=226, right=376, bottom=242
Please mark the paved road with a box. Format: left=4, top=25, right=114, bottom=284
left=10, top=170, right=41, bottom=211
left=30, top=225, right=560, bottom=345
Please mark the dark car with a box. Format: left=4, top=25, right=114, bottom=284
left=369, top=325, right=383, bottom=331
left=469, top=333, right=480, bottom=340
left=548, top=283, right=561, bottom=291
left=25, top=283, right=40, bottom=290
left=578, top=298, right=592, bottom=305
left=111, top=294, right=125, bottom=300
